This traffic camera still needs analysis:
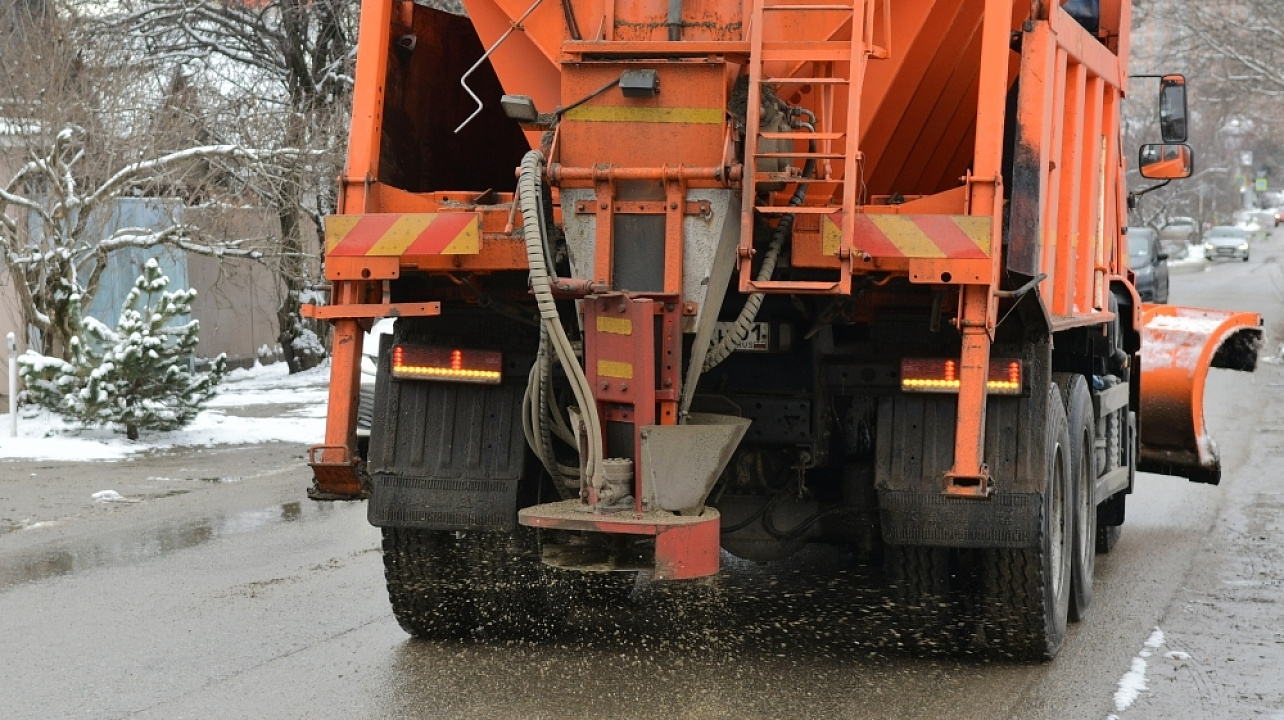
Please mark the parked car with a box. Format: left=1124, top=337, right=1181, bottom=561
left=1127, top=227, right=1169, bottom=303
left=1159, top=216, right=1201, bottom=248
left=1203, top=226, right=1251, bottom=262
left=1159, top=237, right=1189, bottom=260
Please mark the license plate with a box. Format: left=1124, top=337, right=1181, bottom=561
left=713, top=322, right=771, bottom=352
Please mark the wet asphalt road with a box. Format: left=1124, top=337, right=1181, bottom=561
left=2, top=234, right=1283, bottom=719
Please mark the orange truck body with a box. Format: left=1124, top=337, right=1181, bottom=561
left=304, top=0, right=1262, bottom=657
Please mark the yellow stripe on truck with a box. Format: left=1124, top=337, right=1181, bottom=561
left=596, top=360, right=634, bottom=379
left=563, top=106, right=724, bottom=124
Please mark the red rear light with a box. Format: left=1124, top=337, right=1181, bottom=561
left=901, top=358, right=1023, bottom=395
left=391, top=345, right=503, bottom=384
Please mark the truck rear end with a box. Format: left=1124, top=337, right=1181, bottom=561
left=304, top=0, right=1262, bottom=659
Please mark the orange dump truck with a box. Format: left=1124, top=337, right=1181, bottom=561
left=303, top=0, right=1262, bottom=658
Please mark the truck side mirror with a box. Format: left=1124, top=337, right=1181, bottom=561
left=1159, top=74, right=1188, bottom=143
left=1138, top=143, right=1193, bottom=180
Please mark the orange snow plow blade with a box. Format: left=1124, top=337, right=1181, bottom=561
left=1138, top=305, right=1263, bottom=485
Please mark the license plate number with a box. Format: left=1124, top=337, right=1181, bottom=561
left=713, top=322, right=771, bottom=352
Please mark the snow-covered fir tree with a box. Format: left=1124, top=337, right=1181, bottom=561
left=19, top=258, right=227, bottom=440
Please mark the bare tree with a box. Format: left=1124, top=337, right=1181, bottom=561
left=107, top=0, right=359, bottom=373
left=1123, top=0, right=1274, bottom=228
left=1155, top=0, right=1284, bottom=215
left=0, top=127, right=327, bottom=355
left=0, top=0, right=312, bottom=358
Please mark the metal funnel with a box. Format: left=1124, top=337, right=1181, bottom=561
left=639, top=412, right=751, bottom=513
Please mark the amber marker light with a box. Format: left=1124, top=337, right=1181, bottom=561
left=391, top=345, right=503, bottom=384
left=901, top=358, right=1023, bottom=395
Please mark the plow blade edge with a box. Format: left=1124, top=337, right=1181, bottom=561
left=1138, top=305, right=1263, bottom=485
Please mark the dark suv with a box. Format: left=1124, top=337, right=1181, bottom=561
left=1127, top=227, right=1169, bottom=303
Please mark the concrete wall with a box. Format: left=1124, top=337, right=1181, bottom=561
left=187, top=253, right=282, bottom=368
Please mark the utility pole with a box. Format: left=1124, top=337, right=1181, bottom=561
left=7, top=332, right=16, bottom=437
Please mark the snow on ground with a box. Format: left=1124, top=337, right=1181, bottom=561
left=1105, top=627, right=1166, bottom=719
left=1167, top=251, right=1205, bottom=267
left=0, top=361, right=330, bottom=462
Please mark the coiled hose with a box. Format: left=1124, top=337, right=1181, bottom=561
left=518, top=150, right=604, bottom=491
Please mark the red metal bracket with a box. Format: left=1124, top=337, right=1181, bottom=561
left=307, top=445, right=366, bottom=499
left=301, top=302, right=441, bottom=321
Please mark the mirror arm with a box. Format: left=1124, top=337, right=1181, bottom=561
left=1128, top=179, right=1171, bottom=210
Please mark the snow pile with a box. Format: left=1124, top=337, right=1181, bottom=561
left=1167, top=250, right=1206, bottom=267
left=92, top=490, right=139, bottom=503
left=0, top=361, right=330, bottom=461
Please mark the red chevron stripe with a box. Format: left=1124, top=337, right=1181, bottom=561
left=329, top=214, right=399, bottom=256
left=851, top=214, right=905, bottom=257
left=403, top=213, right=476, bottom=255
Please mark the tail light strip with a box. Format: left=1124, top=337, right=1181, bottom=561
left=901, top=358, right=1023, bottom=395
left=391, top=345, right=503, bottom=384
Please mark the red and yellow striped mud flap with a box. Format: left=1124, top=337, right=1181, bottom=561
left=819, top=212, right=995, bottom=285
left=325, top=213, right=481, bottom=257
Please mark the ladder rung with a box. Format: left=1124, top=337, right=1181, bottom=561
left=743, top=279, right=844, bottom=294
left=754, top=205, right=841, bottom=214
left=764, top=77, right=850, bottom=85
left=762, top=4, right=856, bottom=10
left=761, top=44, right=853, bottom=62
left=755, top=151, right=848, bottom=159
left=759, top=131, right=846, bottom=141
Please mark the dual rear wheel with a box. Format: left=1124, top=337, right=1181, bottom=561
left=888, top=378, right=1104, bottom=659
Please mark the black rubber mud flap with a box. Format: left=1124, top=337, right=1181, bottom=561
left=366, top=372, right=529, bottom=531
left=874, top=391, right=1046, bottom=548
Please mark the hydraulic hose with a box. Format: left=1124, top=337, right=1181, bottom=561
left=519, top=150, right=605, bottom=490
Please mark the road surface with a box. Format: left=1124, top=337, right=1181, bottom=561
left=1, top=233, right=1281, bottom=719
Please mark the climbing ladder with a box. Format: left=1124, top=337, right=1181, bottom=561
left=738, top=0, right=888, bottom=295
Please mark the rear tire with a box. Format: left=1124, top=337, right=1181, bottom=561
left=885, top=545, right=958, bottom=653
left=1055, top=374, right=1096, bottom=622
left=382, top=528, right=559, bottom=641
left=979, top=383, right=1073, bottom=660
left=382, top=528, right=473, bottom=639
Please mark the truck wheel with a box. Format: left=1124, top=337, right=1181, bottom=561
left=1055, top=374, right=1096, bottom=622
left=980, top=383, right=1073, bottom=660
left=885, top=545, right=958, bottom=653
left=382, top=528, right=474, bottom=639
left=381, top=528, right=559, bottom=641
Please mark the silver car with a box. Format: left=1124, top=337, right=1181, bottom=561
left=357, top=318, right=395, bottom=454
left=1203, top=226, right=1250, bottom=262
